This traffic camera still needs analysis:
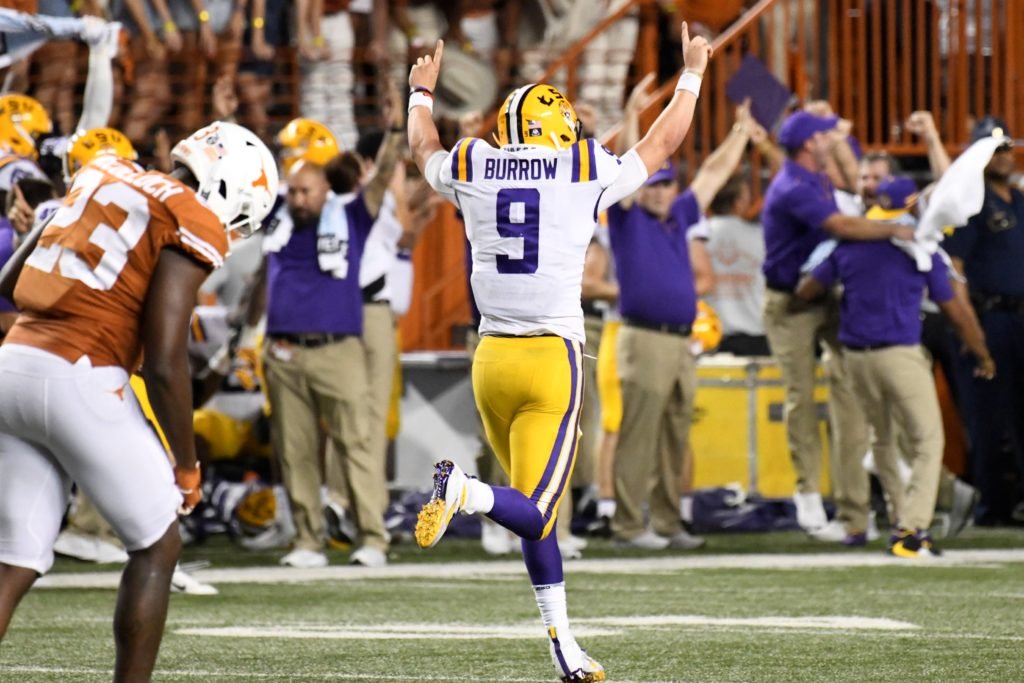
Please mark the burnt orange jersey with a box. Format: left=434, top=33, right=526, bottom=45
left=6, top=155, right=228, bottom=371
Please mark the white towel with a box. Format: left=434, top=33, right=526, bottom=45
left=918, top=136, right=1009, bottom=243
left=317, top=192, right=356, bottom=279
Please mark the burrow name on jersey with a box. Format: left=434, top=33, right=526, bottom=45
left=483, top=157, right=558, bottom=182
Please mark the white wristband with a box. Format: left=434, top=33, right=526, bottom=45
left=676, top=71, right=702, bottom=97
left=408, top=91, right=434, bottom=113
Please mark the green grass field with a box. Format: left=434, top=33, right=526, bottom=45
left=5, top=530, right=1024, bottom=682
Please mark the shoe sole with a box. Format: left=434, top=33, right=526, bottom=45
left=415, top=460, right=463, bottom=549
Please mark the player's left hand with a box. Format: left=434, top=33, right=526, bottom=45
left=175, top=463, right=202, bottom=515
left=409, top=39, right=444, bottom=92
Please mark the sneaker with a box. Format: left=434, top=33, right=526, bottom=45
left=548, top=627, right=605, bottom=682
left=280, top=548, right=328, bottom=568
left=664, top=529, right=706, bottom=550
left=481, top=518, right=514, bottom=556
left=808, top=519, right=846, bottom=542
left=793, top=492, right=828, bottom=531
left=171, top=565, right=219, bottom=595
left=349, top=546, right=387, bottom=568
left=54, top=531, right=129, bottom=564
left=888, top=528, right=941, bottom=559
left=612, top=530, right=669, bottom=550
left=585, top=515, right=612, bottom=538
left=415, top=460, right=468, bottom=549
left=866, top=512, right=881, bottom=542
left=947, top=479, right=980, bottom=538
left=240, top=520, right=294, bottom=551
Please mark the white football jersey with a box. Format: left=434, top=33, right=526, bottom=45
left=427, top=137, right=646, bottom=342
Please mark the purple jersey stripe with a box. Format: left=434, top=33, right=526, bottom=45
left=570, top=142, right=581, bottom=183
left=529, top=338, right=579, bottom=506
left=450, top=138, right=464, bottom=180
left=465, top=138, right=477, bottom=181
left=586, top=139, right=597, bottom=181
left=543, top=346, right=584, bottom=522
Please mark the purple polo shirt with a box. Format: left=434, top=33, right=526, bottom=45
left=266, top=194, right=374, bottom=336
left=0, top=220, right=17, bottom=313
left=810, top=241, right=954, bottom=348
left=607, top=189, right=703, bottom=328
left=762, top=159, right=839, bottom=291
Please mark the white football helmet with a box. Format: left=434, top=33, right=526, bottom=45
left=171, top=121, right=278, bottom=237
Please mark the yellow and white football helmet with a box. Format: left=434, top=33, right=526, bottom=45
left=276, top=118, right=339, bottom=172
left=495, top=83, right=581, bottom=150
left=0, top=94, right=53, bottom=159
left=64, top=127, right=138, bottom=183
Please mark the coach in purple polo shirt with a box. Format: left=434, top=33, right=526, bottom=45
left=761, top=110, right=915, bottom=541
left=0, top=218, right=18, bottom=336
left=259, top=120, right=404, bottom=569
left=796, top=175, right=993, bottom=556
left=606, top=163, right=716, bottom=551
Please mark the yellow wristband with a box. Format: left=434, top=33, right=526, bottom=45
left=163, top=20, right=178, bottom=33
left=252, top=16, right=265, bottom=29
left=313, top=35, right=325, bottom=47
left=198, top=9, right=210, bottom=23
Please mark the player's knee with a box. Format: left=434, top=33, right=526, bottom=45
left=133, top=521, right=182, bottom=567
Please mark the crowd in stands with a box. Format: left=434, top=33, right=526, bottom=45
left=1, top=0, right=1022, bottom=590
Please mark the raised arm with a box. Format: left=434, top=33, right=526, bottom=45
left=363, top=81, right=405, bottom=218
left=630, top=22, right=712, bottom=176
left=689, top=100, right=754, bottom=211
left=906, top=111, right=951, bottom=179
left=407, top=40, right=446, bottom=174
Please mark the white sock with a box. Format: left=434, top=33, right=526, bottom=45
left=596, top=498, right=616, bottom=519
left=534, top=582, right=572, bottom=637
left=680, top=495, right=694, bottom=523
left=462, top=477, right=494, bottom=515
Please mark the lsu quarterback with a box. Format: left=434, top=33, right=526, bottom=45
left=406, top=23, right=714, bottom=682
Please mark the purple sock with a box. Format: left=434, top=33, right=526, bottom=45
left=486, top=486, right=545, bottom=540
left=522, top=531, right=564, bottom=585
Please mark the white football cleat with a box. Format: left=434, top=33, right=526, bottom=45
left=170, top=565, right=218, bottom=595
left=279, top=548, right=328, bottom=568
left=53, top=531, right=129, bottom=564
left=415, top=460, right=468, bottom=549
left=548, top=628, right=605, bottom=682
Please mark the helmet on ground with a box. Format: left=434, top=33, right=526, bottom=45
left=692, top=300, right=723, bottom=353
left=496, top=83, right=581, bottom=150
left=64, top=127, right=137, bottom=182
left=171, top=121, right=279, bottom=237
left=0, top=94, right=53, bottom=158
left=277, top=118, right=339, bottom=172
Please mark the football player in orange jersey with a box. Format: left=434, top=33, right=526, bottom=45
left=0, top=120, right=277, bottom=681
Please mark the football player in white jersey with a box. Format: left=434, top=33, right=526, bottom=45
left=407, top=25, right=713, bottom=682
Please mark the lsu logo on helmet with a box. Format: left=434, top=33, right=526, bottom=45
left=64, top=127, right=138, bottom=182
left=0, top=94, right=53, bottom=159
left=496, top=84, right=581, bottom=150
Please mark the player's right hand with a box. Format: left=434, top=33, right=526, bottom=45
left=174, top=463, right=202, bottom=515
left=681, top=22, right=713, bottom=76
left=409, top=39, right=444, bottom=92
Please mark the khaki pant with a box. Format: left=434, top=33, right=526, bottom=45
left=611, top=325, right=696, bottom=540
left=576, top=314, right=604, bottom=487
left=847, top=345, right=944, bottom=531
left=264, top=336, right=387, bottom=552
left=763, top=290, right=870, bottom=531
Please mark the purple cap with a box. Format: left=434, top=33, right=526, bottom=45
left=865, top=175, right=918, bottom=219
left=777, top=111, right=838, bottom=149
left=645, top=160, right=677, bottom=186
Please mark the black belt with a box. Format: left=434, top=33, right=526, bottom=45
left=269, top=333, right=349, bottom=348
left=845, top=343, right=898, bottom=352
left=623, top=317, right=692, bottom=337
left=364, top=299, right=390, bottom=306
left=362, top=274, right=386, bottom=303
left=766, top=283, right=794, bottom=294
left=581, top=300, right=602, bottom=318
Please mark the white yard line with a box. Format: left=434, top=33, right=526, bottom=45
left=35, top=549, right=1024, bottom=590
